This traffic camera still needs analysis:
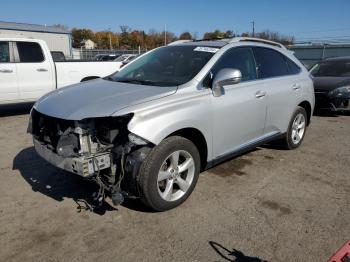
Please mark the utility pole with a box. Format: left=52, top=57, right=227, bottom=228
left=251, top=21, right=255, bottom=37
left=108, top=28, right=112, bottom=50
left=164, top=24, right=167, bottom=45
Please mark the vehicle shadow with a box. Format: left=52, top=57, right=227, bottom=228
left=13, top=147, right=118, bottom=215
left=313, top=109, right=350, bottom=117
left=0, top=102, right=34, bottom=117
left=209, top=241, right=267, bottom=262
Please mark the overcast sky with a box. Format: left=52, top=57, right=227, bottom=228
left=1, top=0, right=350, bottom=41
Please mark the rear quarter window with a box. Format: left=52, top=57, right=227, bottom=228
left=285, top=57, right=301, bottom=75
left=253, top=47, right=290, bottom=79
left=17, top=42, right=44, bottom=63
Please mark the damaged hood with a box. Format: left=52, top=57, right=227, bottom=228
left=34, top=78, right=177, bottom=120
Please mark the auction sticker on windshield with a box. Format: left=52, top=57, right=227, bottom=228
left=194, top=47, right=219, bottom=53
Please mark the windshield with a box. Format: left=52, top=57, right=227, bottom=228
left=108, top=45, right=216, bottom=86
left=310, top=60, right=350, bottom=77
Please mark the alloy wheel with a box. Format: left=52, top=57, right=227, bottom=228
left=291, top=113, right=306, bottom=145
left=157, top=150, right=195, bottom=201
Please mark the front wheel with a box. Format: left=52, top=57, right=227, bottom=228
left=138, top=136, right=200, bottom=211
left=281, top=106, right=308, bottom=150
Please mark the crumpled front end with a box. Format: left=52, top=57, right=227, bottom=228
left=27, top=108, right=153, bottom=203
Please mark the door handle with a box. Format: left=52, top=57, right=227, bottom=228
left=0, top=69, right=13, bottom=73
left=255, top=90, right=266, bottom=98
left=292, top=83, right=301, bottom=90
left=37, top=68, right=48, bottom=72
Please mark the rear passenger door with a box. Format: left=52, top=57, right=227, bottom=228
left=15, top=41, right=55, bottom=101
left=253, top=47, right=302, bottom=135
left=0, top=41, right=19, bottom=103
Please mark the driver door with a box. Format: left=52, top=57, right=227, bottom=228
left=209, top=47, right=268, bottom=158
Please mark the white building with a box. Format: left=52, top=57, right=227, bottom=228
left=0, top=21, right=72, bottom=57
left=81, top=39, right=96, bottom=49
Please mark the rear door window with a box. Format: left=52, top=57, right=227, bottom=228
left=16, top=42, right=44, bottom=63
left=0, top=42, right=10, bottom=62
left=253, top=47, right=290, bottom=79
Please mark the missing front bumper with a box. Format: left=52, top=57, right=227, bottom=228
left=33, top=138, right=111, bottom=177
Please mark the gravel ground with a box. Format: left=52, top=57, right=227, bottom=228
left=0, top=104, right=349, bottom=262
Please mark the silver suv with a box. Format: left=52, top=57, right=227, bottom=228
left=28, top=37, right=315, bottom=211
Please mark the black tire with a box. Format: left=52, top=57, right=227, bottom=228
left=138, top=136, right=201, bottom=211
left=280, top=106, right=308, bottom=150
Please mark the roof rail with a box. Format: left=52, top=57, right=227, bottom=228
left=167, top=40, right=193, bottom=46
left=230, top=37, right=286, bottom=49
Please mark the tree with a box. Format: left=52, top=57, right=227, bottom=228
left=203, top=30, right=235, bottom=40
left=94, top=31, right=119, bottom=49
left=71, top=28, right=95, bottom=48
left=119, top=25, right=132, bottom=48
left=179, top=32, right=192, bottom=40
left=224, top=30, right=235, bottom=38
left=71, top=26, right=294, bottom=50
left=240, top=30, right=294, bottom=45
left=129, top=30, right=145, bottom=49
left=164, top=31, right=177, bottom=44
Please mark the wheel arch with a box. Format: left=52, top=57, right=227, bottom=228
left=298, top=101, right=312, bottom=125
left=166, top=128, right=208, bottom=171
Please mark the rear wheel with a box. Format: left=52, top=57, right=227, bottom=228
left=281, top=106, right=307, bottom=150
left=138, top=136, right=200, bottom=211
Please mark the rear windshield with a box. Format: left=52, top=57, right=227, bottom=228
left=108, top=45, right=217, bottom=86
left=310, top=60, right=350, bottom=77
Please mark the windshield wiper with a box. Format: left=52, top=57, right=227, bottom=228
left=115, top=78, right=156, bottom=86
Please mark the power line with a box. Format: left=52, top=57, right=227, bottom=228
left=293, top=27, right=350, bottom=34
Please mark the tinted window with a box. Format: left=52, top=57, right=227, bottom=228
left=310, top=61, right=350, bottom=77
left=51, top=51, right=66, bottom=62
left=110, top=46, right=215, bottom=86
left=254, top=47, right=289, bottom=78
left=211, top=47, right=257, bottom=82
left=101, top=55, right=115, bottom=61
left=17, top=42, right=44, bottom=62
left=286, top=58, right=301, bottom=74
left=0, top=42, right=10, bottom=62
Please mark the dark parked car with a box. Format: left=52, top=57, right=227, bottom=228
left=94, top=54, right=120, bottom=61
left=310, top=57, right=350, bottom=111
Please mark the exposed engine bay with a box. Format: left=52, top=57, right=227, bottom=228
left=28, top=109, right=153, bottom=205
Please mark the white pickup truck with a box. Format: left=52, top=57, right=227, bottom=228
left=0, top=37, right=120, bottom=104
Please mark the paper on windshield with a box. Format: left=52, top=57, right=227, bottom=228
left=193, top=47, right=219, bottom=53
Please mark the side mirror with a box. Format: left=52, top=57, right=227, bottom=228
left=212, top=68, right=242, bottom=97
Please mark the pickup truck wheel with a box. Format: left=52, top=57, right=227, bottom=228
left=138, top=136, right=200, bottom=211
left=281, top=106, right=307, bottom=150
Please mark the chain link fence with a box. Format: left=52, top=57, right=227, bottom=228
left=69, top=48, right=145, bottom=61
